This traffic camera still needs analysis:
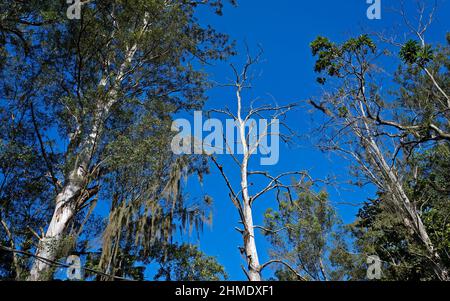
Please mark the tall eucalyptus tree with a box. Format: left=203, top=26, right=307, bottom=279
left=1, top=0, right=235, bottom=280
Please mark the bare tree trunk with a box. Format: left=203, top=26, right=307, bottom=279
left=357, top=99, right=449, bottom=281
left=240, top=162, right=262, bottom=281
left=242, top=203, right=261, bottom=281
left=212, top=54, right=296, bottom=281
left=376, top=142, right=449, bottom=280
left=27, top=35, right=141, bottom=279
left=28, top=191, right=78, bottom=280
left=237, top=88, right=262, bottom=281
left=28, top=126, right=98, bottom=280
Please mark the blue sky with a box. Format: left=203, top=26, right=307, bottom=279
left=166, top=0, right=450, bottom=280
left=50, top=0, right=449, bottom=281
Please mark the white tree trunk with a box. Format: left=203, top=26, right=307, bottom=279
left=237, top=89, right=262, bottom=281
left=26, top=18, right=145, bottom=277
left=357, top=99, right=449, bottom=281
left=28, top=189, right=78, bottom=280
left=241, top=157, right=261, bottom=281
left=242, top=203, right=262, bottom=281
left=28, top=147, right=92, bottom=280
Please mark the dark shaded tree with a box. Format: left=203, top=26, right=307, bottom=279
left=0, top=0, right=235, bottom=280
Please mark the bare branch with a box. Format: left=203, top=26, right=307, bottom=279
left=259, top=259, right=308, bottom=281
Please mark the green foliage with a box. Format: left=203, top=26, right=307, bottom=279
left=153, top=243, right=228, bottom=281
left=0, top=0, right=235, bottom=280
left=310, top=34, right=376, bottom=84
left=394, top=35, right=449, bottom=143
left=0, top=104, right=54, bottom=279
left=350, top=143, right=450, bottom=281
left=309, top=32, right=450, bottom=281
left=264, top=185, right=352, bottom=281
left=400, top=40, right=434, bottom=66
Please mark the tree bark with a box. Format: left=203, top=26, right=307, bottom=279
left=237, top=88, right=262, bottom=281
left=356, top=99, right=449, bottom=281
left=242, top=203, right=261, bottom=281
left=28, top=189, right=78, bottom=280
left=28, top=128, right=98, bottom=280
left=27, top=36, right=141, bottom=279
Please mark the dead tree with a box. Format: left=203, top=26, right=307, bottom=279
left=208, top=51, right=307, bottom=281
